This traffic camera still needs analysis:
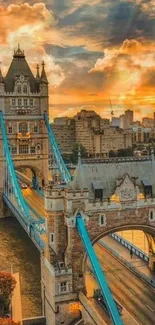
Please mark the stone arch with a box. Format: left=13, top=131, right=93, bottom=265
left=82, top=224, right=155, bottom=272
left=15, top=164, right=43, bottom=189
left=71, top=223, right=155, bottom=294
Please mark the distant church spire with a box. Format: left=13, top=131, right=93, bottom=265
left=40, top=61, right=48, bottom=84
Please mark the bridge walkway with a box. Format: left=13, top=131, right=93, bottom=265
left=101, top=236, right=155, bottom=283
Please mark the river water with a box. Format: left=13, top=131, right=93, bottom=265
left=0, top=217, right=41, bottom=318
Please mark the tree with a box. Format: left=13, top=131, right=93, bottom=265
left=109, top=150, right=116, bottom=157
left=117, top=147, right=134, bottom=157
left=70, top=143, right=88, bottom=164
left=0, top=319, right=20, bottom=325
left=0, top=273, right=16, bottom=302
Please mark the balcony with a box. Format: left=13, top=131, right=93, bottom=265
left=17, top=132, right=31, bottom=141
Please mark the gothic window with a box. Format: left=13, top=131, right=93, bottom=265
left=30, top=99, right=33, bottom=107
left=19, top=144, right=29, bottom=154
left=8, top=126, right=12, bottom=134
left=30, top=146, right=35, bottom=154
left=95, top=189, right=103, bottom=200
left=18, top=98, right=22, bottom=107
left=19, top=122, right=28, bottom=134
left=23, top=85, right=28, bottom=94
left=50, top=233, right=54, bottom=244
left=99, top=214, right=106, bottom=226
left=150, top=211, right=153, bottom=219
left=11, top=98, right=16, bottom=107
left=23, top=98, right=28, bottom=107
left=34, top=126, right=39, bottom=133
left=36, top=144, right=41, bottom=154
left=60, top=281, right=67, bottom=293
left=17, top=85, right=22, bottom=94
left=12, top=146, right=17, bottom=155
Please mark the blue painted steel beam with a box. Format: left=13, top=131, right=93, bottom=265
left=76, top=213, right=124, bottom=325
left=44, top=112, right=72, bottom=184
left=0, top=111, right=32, bottom=221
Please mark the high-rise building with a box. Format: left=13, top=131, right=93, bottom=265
left=142, top=117, right=154, bottom=128
left=51, top=117, right=75, bottom=154
left=111, top=117, right=120, bottom=127
left=52, top=110, right=132, bottom=158
left=154, top=112, right=155, bottom=127
left=124, top=110, right=133, bottom=129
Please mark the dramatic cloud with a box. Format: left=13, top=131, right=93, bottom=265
left=0, top=2, right=64, bottom=91
left=0, top=0, right=155, bottom=120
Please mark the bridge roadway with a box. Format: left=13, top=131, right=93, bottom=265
left=21, top=187, right=47, bottom=248
left=86, top=243, right=155, bottom=325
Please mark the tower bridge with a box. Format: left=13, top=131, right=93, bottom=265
left=0, top=48, right=155, bottom=325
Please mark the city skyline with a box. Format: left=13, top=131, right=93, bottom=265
left=0, top=0, right=155, bottom=121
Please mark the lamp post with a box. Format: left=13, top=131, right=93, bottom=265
left=132, top=230, right=134, bottom=245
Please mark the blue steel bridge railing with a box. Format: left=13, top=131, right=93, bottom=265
left=76, top=213, right=124, bottom=325
left=0, top=111, right=45, bottom=251
left=44, top=112, right=72, bottom=184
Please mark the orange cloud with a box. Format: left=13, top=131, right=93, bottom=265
left=0, top=2, right=64, bottom=89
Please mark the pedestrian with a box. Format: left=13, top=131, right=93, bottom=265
left=130, top=249, right=133, bottom=258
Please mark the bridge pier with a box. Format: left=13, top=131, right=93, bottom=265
left=0, top=192, right=14, bottom=218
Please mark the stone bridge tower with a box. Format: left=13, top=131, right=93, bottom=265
left=0, top=46, right=49, bottom=215
left=43, top=154, right=155, bottom=325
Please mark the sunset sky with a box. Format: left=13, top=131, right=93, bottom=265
left=0, top=0, right=155, bottom=121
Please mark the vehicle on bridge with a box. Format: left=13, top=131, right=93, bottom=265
left=21, top=183, right=28, bottom=189
left=94, top=289, right=123, bottom=316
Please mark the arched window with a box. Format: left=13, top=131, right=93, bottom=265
left=19, top=122, right=28, bottom=134
left=17, top=85, right=21, bottom=94
left=23, top=85, right=28, bottom=94
left=150, top=210, right=154, bottom=220
left=99, top=214, right=106, bottom=226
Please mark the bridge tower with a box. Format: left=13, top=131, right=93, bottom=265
left=42, top=154, right=155, bottom=325
left=0, top=46, right=49, bottom=216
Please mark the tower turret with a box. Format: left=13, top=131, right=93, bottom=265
left=40, top=61, right=48, bottom=84
left=40, top=61, right=49, bottom=114
left=0, top=65, right=5, bottom=112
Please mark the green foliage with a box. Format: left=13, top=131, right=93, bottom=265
left=0, top=273, right=16, bottom=302
left=109, top=150, right=117, bottom=157
left=70, top=143, right=88, bottom=164
left=117, top=147, right=134, bottom=157
left=0, top=318, right=20, bottom=325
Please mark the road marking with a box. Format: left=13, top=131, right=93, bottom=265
left=115, top=275, right=120, bottom=280
left=129, top=288, right=135, bottom=294
left=146, top=305, right=154, bottom=312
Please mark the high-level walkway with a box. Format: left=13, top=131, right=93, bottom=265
left=102, top=236, right=155, bottom=283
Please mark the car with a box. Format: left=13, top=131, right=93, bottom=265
left=94, top=289, right=123, bottom=316
left=21, top=183, right=28, bottom=189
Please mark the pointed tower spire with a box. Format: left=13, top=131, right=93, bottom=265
left=0, top=63, right=4, bottom=84
left=14, top=44, right=25, bottom=58
left=36, top=64, right=40, bottom=79
left=40, top=61, right=48, bottom=84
